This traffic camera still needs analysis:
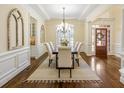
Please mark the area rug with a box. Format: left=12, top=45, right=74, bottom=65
left=27, top=57, right=101, bottom=81
left=20, top=57, right=105, bottom=87
left=20, top=80, right=104, bottom=88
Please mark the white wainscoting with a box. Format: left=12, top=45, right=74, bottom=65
left=119, top=53, right=124, bottom=84
left=30, top=43, right=46, bottom=59
left=83, top=42, right=92, bottom=56
left=120, top=68, right=124, bottom=84
left=113, top=42, right=121, bottom=58
left=0, top=47, right=30, bottom=87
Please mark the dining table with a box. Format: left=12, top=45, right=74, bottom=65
left=52, top=46, right=78, bottom=69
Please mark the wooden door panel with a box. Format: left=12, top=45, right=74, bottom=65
left=95, top=28, right=107, bottom=58
left=96, top=47, right=107, bottom=55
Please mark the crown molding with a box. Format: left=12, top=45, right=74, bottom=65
left=79, top=5, right=100, bottom=21
left=79, top=4, right=91, bottom=20
left=22, top=4, right=50, bottom=20
left=86, top=4, right=112, bottom=22
left=36, top=4, right=99, bottom=21
left=37, top=4, right=50, bottom=20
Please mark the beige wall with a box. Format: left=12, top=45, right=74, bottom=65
left=0, top=4, right=29, bottom=53
left=45, top=19, right=85, bottom=43
left=0, top=4, right=46, bottom=53
left=93, top=5, right=123, bottom=43
left=85, top=5, right=123, bottom=55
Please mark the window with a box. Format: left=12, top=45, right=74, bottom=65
left=56, top=24, right=74, bottom=46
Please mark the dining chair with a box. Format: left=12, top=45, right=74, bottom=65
left=74, top=41, right=79, bottom=49
left=75, top=42, right=82, bottom=67
left=57, top=47, right=73, bottom=78
left=49, top=42, right=55, bottom=51
left=44, top=43, right=55, bottom=67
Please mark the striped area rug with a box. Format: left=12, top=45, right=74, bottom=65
left=20, top=80, right=105, bottom=88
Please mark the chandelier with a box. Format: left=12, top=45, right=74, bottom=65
left=56, top=7, right=73, bottom=46
left=56, top=7, right=72, bottom=34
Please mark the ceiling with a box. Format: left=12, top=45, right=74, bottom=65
left=29, top=4, right=100, bottom=20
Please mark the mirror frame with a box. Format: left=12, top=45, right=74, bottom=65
left=7, top=8, right=24, bottom=50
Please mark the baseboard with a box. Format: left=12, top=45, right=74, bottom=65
left=0, top=62, right=30, bottom=87
left=83, top=52, right=121, bottom=59
left=114, top=53, right=121, bottom=58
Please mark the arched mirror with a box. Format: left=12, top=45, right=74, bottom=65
left=40, top=24, right=45, bottom=43
left=7, top=8, right=24, bottom=50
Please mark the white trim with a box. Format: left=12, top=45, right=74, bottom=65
left=0, top=47, right=29, bottom=58
left=0, top=62, right=29, bottom=87
left=86, top=5, right=112, bottom=22
left=119, top=68, right=124, bottom=84
left=30, top=44, right=46, bottom=59
left=0, top=47, right=30, bottom=87
left=121, top=8, right=124, bottom=52
left=79, top=5, right=91, bottom=19
left=37, top=4, right=50, bottom=20
left=120, top=77, right=124, bottom=84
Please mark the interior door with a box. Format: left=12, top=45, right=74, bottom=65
left=95, top=28, right=107, bottom=58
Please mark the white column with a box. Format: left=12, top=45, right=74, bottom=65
left=119, top=8, right=124, bottom=84
left=84, top=21, right=92, bottom=56
left=121, top=9, right=124, bottom=52
left=119, top=55, right=124, bottom=84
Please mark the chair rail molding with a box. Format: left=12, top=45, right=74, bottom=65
left=0, top=47, right=30, bottom=87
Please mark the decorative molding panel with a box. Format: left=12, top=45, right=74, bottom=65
left=31, top=44, right=46, bottom=59
left=83, top=42, right=92, bottom=56
left=0, top=47, right=30, bottom=87
left=119, top=53, right=124, bottom=84
left=113, top=42, right=121, bottom=57
left=120, top=68, right=124, bottom=84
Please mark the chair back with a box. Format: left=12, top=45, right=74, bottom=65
left=44, top=43, right=53, bottom=58
left=74, top=42, right=79, bottom=49
left=49, top=42, right=55, bottom=51
left=76, top=42, right=82, bottom=55
left=58, top=47, right=72, bottom=68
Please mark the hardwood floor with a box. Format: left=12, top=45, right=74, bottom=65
left=82, top=53, right=124, bottom=88
left=2, top=52, right=124, bottom=88
left=2, top=53, right=48, bottom=88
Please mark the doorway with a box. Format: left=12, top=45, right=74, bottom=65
left=95, top=28, right=107, bottom=58
left=30, top=16, right=37, bottom=59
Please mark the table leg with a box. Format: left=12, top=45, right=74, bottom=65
left=72, top=54, right=74, bottom=69
left=56, top=54, right=58, bottom=69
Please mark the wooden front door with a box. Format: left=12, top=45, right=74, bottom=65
left=95, top=28, right=107, bottom=58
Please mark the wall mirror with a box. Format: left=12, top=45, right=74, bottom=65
left=7, top=8, right=24, bottom=50
left=40, top=24, right=45, bottom=43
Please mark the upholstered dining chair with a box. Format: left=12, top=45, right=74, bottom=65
left=44, top=43, right=55, bottom=67
left=75, top=42, right=82, bottom=67
left=49, top=42, right=55, bottom=51
left=74, top=41, right=79, bottom=49
left=57, top=47, right=73, bottom=78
